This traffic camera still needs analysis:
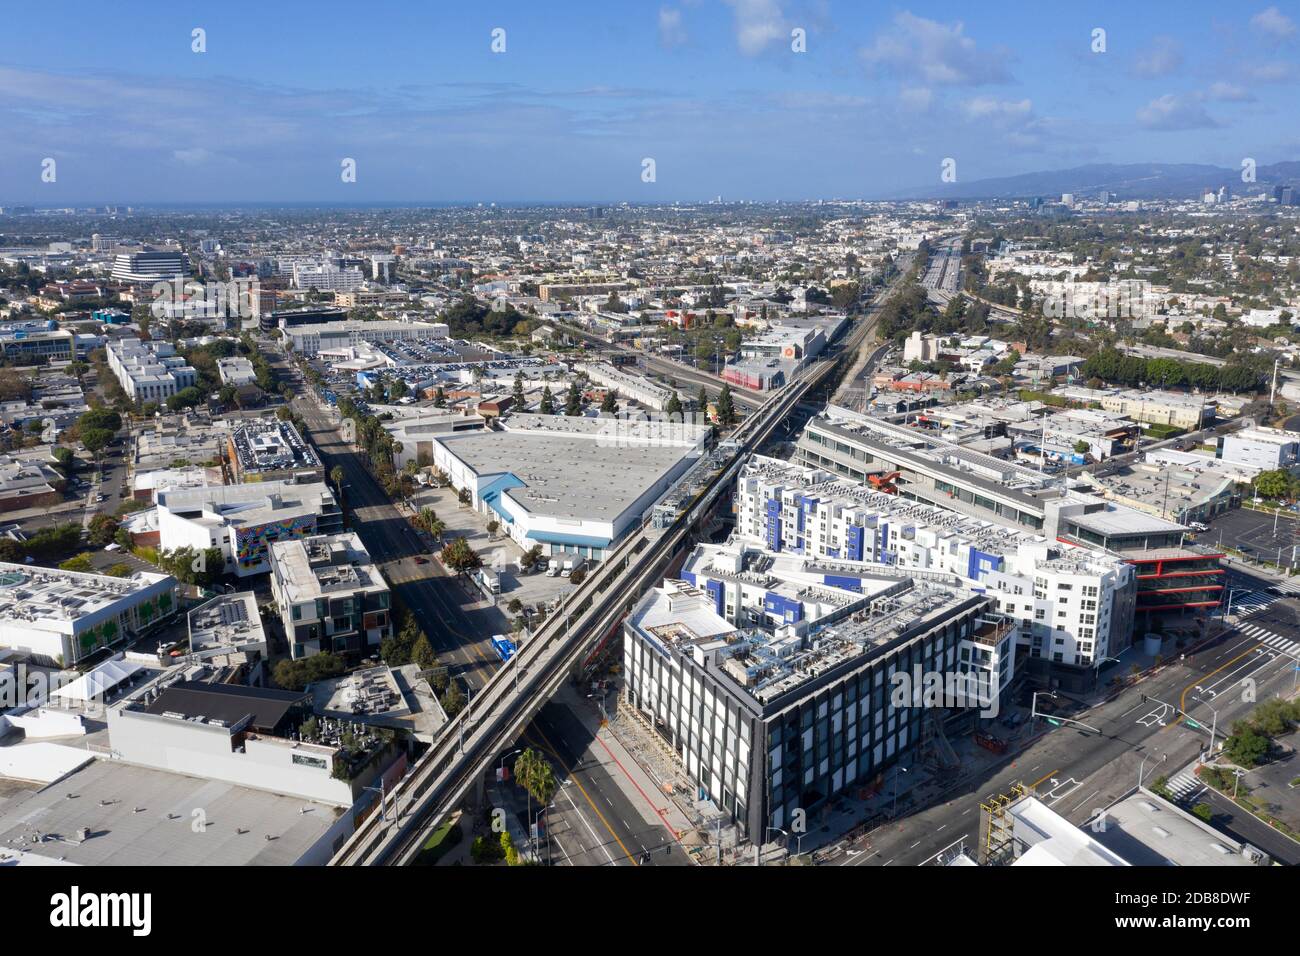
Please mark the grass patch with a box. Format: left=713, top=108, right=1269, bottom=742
left=413, top=817, right=463, bottom=866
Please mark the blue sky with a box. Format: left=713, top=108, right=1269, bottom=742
left=3, top=0, right=1298, bottom=203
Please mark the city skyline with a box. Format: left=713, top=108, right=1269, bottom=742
left=2, top=1, right=1299, bottom=203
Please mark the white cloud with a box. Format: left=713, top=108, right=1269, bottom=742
left=658, top=7, right=688, bottom=49
left=898, top=86, right=933, bottom=112
left=1136, top=93, right=1220, bottom=131
left=1246, top=60, right=1297, bottom=81
left=860, top=12, right=1012, bottom=86
left=723, top=0, right=786, bottom=56
left=1133, top=36, right=1183, bottom=77
left=962, top=97, right=1032, bottom=121
left=1206, top=81, right=1255, bottom=102
left=1251, top=6, right=1297, bottom=39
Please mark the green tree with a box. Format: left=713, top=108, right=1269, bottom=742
left=441, top=536, right=482, bottom=575
left=412, top=634, right=438, bottom=670
left=433, top=386, right=447, bottom=408
left=1224, top=722, right=1270, bottom=768
left=600, top=389, right=618, bottom=414
left=665, top=391, right=683, bottom=420
left=59, top=553, right=95, bottom=573
left=441, top=680, right=465, bottom=717
left=87, top=513, right=120, bottom=547
left=80, top=427, right=113, bottom=461
left=512, top=371, right=526, bottom=409
left=1253, top=469, right=1292, bottom=500
left=564, top=379, right=583, bottom=416
left=538, top=385, right=556, bottom=415
left=715, top=383, right=736, bottom=426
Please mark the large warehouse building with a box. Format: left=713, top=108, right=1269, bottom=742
left=426, top=414, right=710, bottom=562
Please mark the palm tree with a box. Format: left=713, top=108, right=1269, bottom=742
left=513, top=748, right=558, bottom=851
left=426, top=516, right=447, bottom=543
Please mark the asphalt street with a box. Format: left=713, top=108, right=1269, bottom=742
left=830, top=577, right=1300, bottom=867
left=276, top=350, right=505, bottom=693
left=518, top=701, right=686, bottom=867
left=275, top=347, right=684, bottom=865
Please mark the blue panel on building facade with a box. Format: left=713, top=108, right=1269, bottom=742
left=705, top=579, right=725, bottom=617
left=763, top=591, right=804, bottom=623
left=966, top=547, right=1003, bottom=582
left=846, top=525, right=865, bottom=562
left=822, top=574, right=863, bottom=592
left=680, top=570, right=696, bottom=585
left=766, top=498, right=783, bottom=553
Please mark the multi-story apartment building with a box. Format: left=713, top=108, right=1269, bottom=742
left=105, top=337, right=198, bottom=404
left=269, top=532, right=392, bottom=659
left=623, top=577, right=1010, bottom=844
left=292, top=263, right=365, bottom=292
left=734, top=457, right=1137, bottom=673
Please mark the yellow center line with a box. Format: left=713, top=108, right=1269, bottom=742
left=1169, top=643, right=1265, bottom=731
left=1029, top=768, right=1059, bottom=790
left=525, top=727, right=639, bottom=866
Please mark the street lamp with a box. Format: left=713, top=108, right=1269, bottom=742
left=1222, top=587, right=1252, bottom=622
left=891, top=764, right=909, bottom=819
left=1137, top=752, right=1167, bottom=788
left=1233, top=768, right=1246, bottom=799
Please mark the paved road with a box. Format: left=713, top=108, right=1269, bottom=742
left=828, top=589, right=1300, bottom=866
left=273, top=350, right=505, bottom=692
left=519, top=701, right=686, bottom=867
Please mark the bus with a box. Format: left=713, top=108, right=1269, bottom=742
left=490, top=634, right=518, bottom=663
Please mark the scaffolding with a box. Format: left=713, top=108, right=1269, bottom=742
left=977, top=783, right=1027, bottom=865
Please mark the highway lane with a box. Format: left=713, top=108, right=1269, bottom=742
left=832, top=615, right=1300, bottom=867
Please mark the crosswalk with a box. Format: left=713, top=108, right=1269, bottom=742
left=1236, top=622, right=1300, bottom=660
left=1166, top=771, right=1204, bottom=803
left=1227, top=578, right=1300, bottom=617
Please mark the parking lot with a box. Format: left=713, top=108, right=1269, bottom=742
left=1204, top=506, right=1300, bottom=568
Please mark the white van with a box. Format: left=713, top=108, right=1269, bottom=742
left=547, top=560, right=562, bottom=577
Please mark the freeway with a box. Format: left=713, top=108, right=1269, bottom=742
left=330, top=349, right=839, bottom=865
left=553, top=319, right=766, bottom=410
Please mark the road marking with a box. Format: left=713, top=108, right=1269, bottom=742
left=1029, top=768, right=1058, bottom=789
left=1173, top=643, right=1265, bottom=728
left=529, top=724, right=638, bottom=866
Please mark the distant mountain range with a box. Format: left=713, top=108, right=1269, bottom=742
left=892, top=161, right=1300, bottom=201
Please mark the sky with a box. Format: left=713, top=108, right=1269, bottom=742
left=2, top=0, right=1298, bottom=204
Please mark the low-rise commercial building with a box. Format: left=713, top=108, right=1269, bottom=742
left=1218, top=427, right=1300, bottom=472
left=0, top=452, right=64, bottom=513
left=226, top=419, right=321, bottom=484
left=217, top=356, right=257, bottom=386
left=157, top=481, right=342, bottom=577
left=283, top=320, right=449, bottom=356
left=0, top=562, right=178, bottom=665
